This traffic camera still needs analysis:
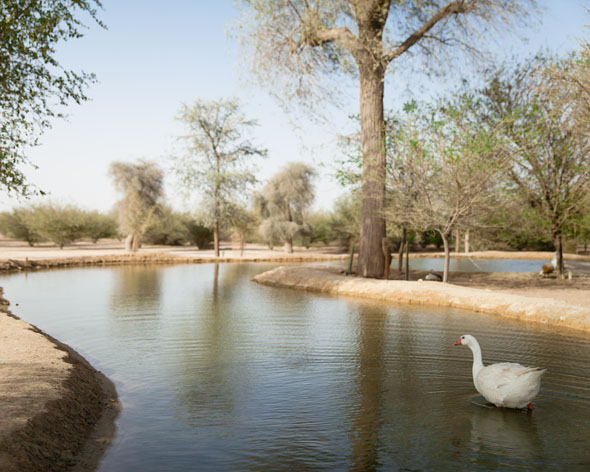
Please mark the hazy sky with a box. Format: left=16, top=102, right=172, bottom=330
left=1, top=0, right=588, bottom=214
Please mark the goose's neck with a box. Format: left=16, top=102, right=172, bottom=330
left=468, top=339, right=485, bottom=382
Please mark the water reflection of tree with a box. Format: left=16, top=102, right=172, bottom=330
left=110, top=265, right=163, bottom=313
left=350, top=303, right=388, bottom=470
left=175, top=263, right=251, bottom=427
left=174, top=262, right=316, bottom=463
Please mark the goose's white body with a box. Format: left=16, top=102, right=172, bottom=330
left=455, top=334, right=546, bottom=409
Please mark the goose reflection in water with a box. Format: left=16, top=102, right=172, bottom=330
left=468, top=404, right=543, bottom=462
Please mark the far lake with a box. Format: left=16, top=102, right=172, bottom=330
left=1, top=262, right=590, bottom=471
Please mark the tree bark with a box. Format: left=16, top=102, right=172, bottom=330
left=441, top=231, right=450, bottom=283
left=284, top=204, right=294, bottom=253
left=454, top=228, right=460, bottom=253
left=553, top=231, right=564, bottom=278
left=213, top=219, right=220, bottom=257
left=382, top=237, right=390, bottom=280
left=405, top=238, right=409, bottom=281
left=464, top=229, right=470, bottom=254
left=357, top=63, right=387, bottom=278
left=131, top=233, right=140, bottom=252
left=125, top=233, right=133, bottom=252
left=398, top=227, right=406, bottom=275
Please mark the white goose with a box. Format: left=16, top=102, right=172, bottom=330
left=454, top=334, right=546, bottom=410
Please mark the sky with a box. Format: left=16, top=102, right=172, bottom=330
left=1, top=0, right=589, bottom=214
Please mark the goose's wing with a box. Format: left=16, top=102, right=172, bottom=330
left=477, top=363, right=545, bottom=407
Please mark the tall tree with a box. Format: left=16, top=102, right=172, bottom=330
left=109, top=160, right=164, bottom=252
left=0, top=0, right=104, bottom=196
left=386, top=98, right=506, bottom=282
left=256, top=162, right=316, bottom=253
left=172, top=98, right=267, bottom=257
left=483, top=56, right=590, bottom=276
left=237, top=0, right=536, bottom=277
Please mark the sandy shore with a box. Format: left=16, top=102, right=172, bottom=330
left=1, top=241, right=589, bottom=470
left=254, top=266, right=590, bottom=334
left=0, top=290, right=119, bottom=472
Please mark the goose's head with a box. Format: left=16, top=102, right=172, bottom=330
left=454, top=334, right=475, bottom=347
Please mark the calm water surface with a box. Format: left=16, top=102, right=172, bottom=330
left=406, top=258, right=544, bottom=273
left=2, top=263, right=590, bottom=471
left=327, top=257, right=579, bottom=273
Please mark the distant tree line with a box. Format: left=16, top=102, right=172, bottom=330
left=0, top=203, right=214, bottom=250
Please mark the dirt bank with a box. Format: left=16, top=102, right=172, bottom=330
left=254, top=266, right=590, bottom=334
left=0, top=291, right=119, bottom=472
left=0, top=245, right=348, bottom=274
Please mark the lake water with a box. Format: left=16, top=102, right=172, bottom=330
left=2, top=263, right=590, bottom=471
left=404, top=258, right=545, bottom=273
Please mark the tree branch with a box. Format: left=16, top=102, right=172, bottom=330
left=384, top=0, right=473, bottom=63
left=298, top=26, right=360, bottom=55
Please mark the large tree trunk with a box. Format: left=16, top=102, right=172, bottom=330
left=125, top=234, right=133, bottom=252
left=464, top=230, right=470, bottom=254
left=398, top=227, right=406, bottom=275
left=441, top=231, right=451, bottom=283
left=284, top=238, right=293, bottom=253
left=125, top=233, right=139, bottom=253
left=131, top=233, right=140, bottom=253
left=213, top=219, right=220, bottom=257
left=553, top=231, right=565, bottom=277
left=357, top=63, right=387, bottom=278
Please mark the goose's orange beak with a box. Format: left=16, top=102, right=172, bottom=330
left=454, top=339, right=462, bottom=346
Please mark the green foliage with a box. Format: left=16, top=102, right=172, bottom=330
left=172, top=98, right=266, bottom=221
left=0, top=1, right=104, bottom=196
left=0, top=203, right=117, bottom=248
left=0, top=208, right=42, bottom=245
left=305, top=211, right=334, bottom=246
left=172, top=97, right=266, bottom=255
left=481, top=54, right=590, bottom=272
left=328, top=192, right=360, bottom=246
left=83, top=210, right=119, bottom=243
left=143, top=207, right=190, bottom=246
left=183, top=218, right=213, bottom=249
left=419, top=230, right=443, bottom=249
left=141, top=207, right=215, bottom=249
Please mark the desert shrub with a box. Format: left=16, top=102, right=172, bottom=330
left=143, top=207, right=191, bottom=246
left=0, top=208, right=43, bottom=245
left=27, top=204, right=91, bottom=248
left=183, top=218, right=213, bottom=249
left=83, top=211, right=119, bottom=242
left=0, top=204, right=120, bottom=248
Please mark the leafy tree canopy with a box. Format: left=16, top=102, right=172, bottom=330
left=0, top=0, right=104, bottom=196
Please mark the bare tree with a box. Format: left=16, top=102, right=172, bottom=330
left=172, top=98, right=267, bottom=257
left=256, top=162, right=316, bottom=253
left=237, top=0, right=537, bottom=277
left=109, top=160, right=164, bottom=252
